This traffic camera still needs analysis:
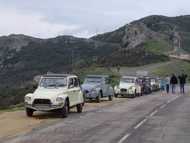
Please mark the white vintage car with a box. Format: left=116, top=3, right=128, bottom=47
left=24, top=74, right=84, bottom=118
left=114, top=76, right=142, bottom=98
left=150, top=77, right=160, bottom=91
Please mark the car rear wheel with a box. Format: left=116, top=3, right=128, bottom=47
left=108, top=95, right=113, bottom=101
left=26, top=108, right=34, bottom=117
left=96, top=93, right=101, bottom=103
left=76, top=104, right=83, bottom=113
left=61, top=100, right=69, bottom=118
left=114, top=93, right=118, bottom=98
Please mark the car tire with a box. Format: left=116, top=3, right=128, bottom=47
left=76, top=104, right=83, bottom=113
left=108, top=95, right=113, bottom=101
left=96, top=93, right=101, bottom=103
left=134, top=90, right=137, bottom=97
left=26, top=108, right=34, bottom=117
left=115, top=94, right=118, bottom=98
left=61, top=100, right=69, bottom=118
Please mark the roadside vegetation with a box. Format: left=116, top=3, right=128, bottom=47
left=0, top=86, right=35, bottom=110
left=151, top=59, right=190, bottom=79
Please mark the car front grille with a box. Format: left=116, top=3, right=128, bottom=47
left=33, top=99, right=51, bottom=106
left=120, top=88, right=127, bottom=92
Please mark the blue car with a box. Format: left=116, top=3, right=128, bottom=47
left=81, top=75, right=114, bottom=102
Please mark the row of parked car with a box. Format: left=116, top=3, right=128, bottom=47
left=24, top=74, right=160, bottom=118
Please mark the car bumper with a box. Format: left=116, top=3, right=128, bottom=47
left=119, top=90, right=135, bottom=95
left=25, top=103, right=64, bottom=111
left=85, top=93, right=98, bottom=99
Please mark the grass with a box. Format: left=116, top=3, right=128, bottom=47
left=0, top=103, right=24, bottom=113
left=144, top=40, right=172, bottom=55
left=151, top=59, right=190, bottom=78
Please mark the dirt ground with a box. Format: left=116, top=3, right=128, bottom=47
left=0, top=98, right=125, bottom=140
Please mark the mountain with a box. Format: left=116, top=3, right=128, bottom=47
left=93, top=15, right=190, bottom=55
left=1, top=15, right=190, bottom=88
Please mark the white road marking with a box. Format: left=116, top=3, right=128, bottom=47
left=150, top=110, right=158, bottom=117
left=118, top=95, right=181, bottom=143
left=118, top=133, right=131, bottom=143
left=160, top=104, right=166, bottom=109
left=167, top=96, right=179, bottom=104
left=167, top=100, right=171, bottom=104
left=134, top=119, right=147, bottom=129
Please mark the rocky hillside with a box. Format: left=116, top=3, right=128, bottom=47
left=1, top=15, right=190, bottom=88
left=93, top=15, right=190, bottom=55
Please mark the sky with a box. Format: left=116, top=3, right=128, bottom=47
left=0, top=0, right=189, bottom=38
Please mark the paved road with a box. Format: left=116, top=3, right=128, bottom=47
left=1, top=91, right=188, bottom=143
left=126, top=94, right=190, bottom=143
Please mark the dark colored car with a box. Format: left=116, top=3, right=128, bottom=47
left=137, top=76, right=152, bottom=94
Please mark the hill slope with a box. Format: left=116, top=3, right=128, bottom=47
left=1, top=15, right=190, bottom=88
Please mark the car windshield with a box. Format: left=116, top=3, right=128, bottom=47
left=84, top=77, right=102, bottom=83
left=151, top=79, right=156, bottom=82
left=39, top=77, right=67, bottom=88
left=121, top=78, right=135, bottom=83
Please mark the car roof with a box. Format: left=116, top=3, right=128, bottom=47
left=122, top=75, right=138, bottom=79
left=42, top=74, right=77, bottom=78
left=86, top=75, right=109, bottom=78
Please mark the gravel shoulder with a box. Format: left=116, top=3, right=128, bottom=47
left=0, top=97, right=125, bottom=140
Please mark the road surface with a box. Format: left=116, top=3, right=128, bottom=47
left=1, top=90, right=189, bottom=143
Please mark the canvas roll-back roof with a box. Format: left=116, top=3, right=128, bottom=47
left=86, top=75, right=109, bottom=78
left=42, top=73, right=77, bottom=78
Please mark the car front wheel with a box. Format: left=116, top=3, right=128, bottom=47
left=76, top=104, right=83, bottom=113
left=108, top=95, right=113, bottom=101
left=26, top=108, right=34, bottom=117
left=61, top=100, right=69, bottom=118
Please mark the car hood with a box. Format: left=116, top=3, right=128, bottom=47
left=33, top=87, right=66, bottom=99
left=81, top=83, right=101, bottom=91
left=119, top=83, right=135, bottom=89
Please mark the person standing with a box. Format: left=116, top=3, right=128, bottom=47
left=165, top=75, right=170, bottom=94
left=160, top=77, right=166, bottom=96
left=178, top=72, right=187, bottom=94
left=170, top=74, right=178, bottom=94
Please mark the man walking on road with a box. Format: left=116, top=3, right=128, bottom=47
left=178, top=72, right=187, bottom=94
left=170, top=74, right=178, bottom=94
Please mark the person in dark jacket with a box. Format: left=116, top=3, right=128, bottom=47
left=170, top=74, right=178, bottom=94
left=178, top=73, right=187, bottom=94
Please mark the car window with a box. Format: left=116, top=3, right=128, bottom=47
left=40, top=77, right=67, bottom=88
left=105, top=78, right=110, bottom=84
left=73, top=78, right=79, bottom=87
left=68, top=78, right=74, bottom=88
left=84, top=77, right=102, bottom=83
left=121, top=78, right=135, bottom=83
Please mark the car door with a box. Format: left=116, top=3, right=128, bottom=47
left=73, top=77, right=83, bottom=104
left=67, top=78, right=77, bottom=106
left=102, top=77, right=110, bottom=97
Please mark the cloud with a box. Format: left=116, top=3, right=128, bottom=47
left=0, top=0, right=190, bottom=38
left=0, top=7, right=88, bottom=38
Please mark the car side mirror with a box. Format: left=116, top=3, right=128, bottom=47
left=68, top=84, right=74, bottom=89
left=32, top=84, right=38, bottom=89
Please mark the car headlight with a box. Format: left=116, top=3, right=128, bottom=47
left=25, top=96, right=32, bottom=102
left=128, top=86, right=135, bottom=92
left=114, top=86, right=120, bottom=93
left=90, top=89, right=97, bottom=94
left=56, top=97, right=64, bottom=103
